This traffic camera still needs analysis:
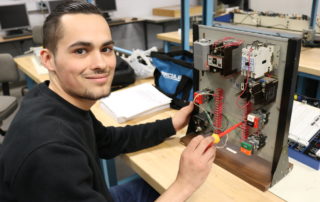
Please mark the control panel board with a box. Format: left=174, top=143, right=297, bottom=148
left=183, top=24, right=301, bottom=191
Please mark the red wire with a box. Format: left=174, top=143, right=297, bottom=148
left=212, top=37, right=244, bottom=49
left=235, top=47, right=253, bottom=109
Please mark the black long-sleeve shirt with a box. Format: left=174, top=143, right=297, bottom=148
left=0, top=81, right=176, bottom=202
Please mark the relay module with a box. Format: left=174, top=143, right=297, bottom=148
left=182, top=24, right=301, bottom=191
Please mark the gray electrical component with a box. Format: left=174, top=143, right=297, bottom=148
left=193, top=39, right=210, bottom=71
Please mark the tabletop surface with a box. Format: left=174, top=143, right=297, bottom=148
left=299, top=48, right=320, bottom=77
left=0, top=34, right=32, bottom=43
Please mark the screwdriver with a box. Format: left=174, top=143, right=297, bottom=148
left=211, top=121, right=243, bottom=144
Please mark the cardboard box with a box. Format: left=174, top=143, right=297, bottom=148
left=152, top=5, right=202, bottom=17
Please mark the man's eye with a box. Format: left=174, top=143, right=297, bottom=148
left=75, top=49, right=87, bottom=55
left=102, top=47, right=113, bottom=53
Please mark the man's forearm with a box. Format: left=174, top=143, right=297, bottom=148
left=155, top=180, right=195, bottom=202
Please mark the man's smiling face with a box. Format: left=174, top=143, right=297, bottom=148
left=41, top=13, right=116, bottom=108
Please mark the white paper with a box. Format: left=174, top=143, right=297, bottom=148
left=100, top=83, right=172, bottom=123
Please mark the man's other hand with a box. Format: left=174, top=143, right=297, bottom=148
left=172, top=102, right=194, bottom=132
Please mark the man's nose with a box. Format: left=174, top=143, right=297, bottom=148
left=91, top=51, right=108, bottom=69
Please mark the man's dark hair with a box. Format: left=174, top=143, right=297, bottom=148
left=43, top=0, right=103, bottom=54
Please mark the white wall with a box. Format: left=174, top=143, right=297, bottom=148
left=2, top=0, right=320, bottom=17
left=1, top=0, right=198, bottom=26
left=1, top=0, right=319, bottom=27
left=250, top=0, right=320, bottom=16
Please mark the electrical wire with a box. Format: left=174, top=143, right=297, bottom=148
left=193, top=91, right=230, bottom=148
left=234, top=12, right=257, bottom=25
left=265, top=24, right=288, bottom=29
left=212, top=37, right=244, bottom=49
left=216, top=121, right=243, bottom=148
left=235, top=47, right=253, bottom=109
left=193, top=102, right=215, bottom=129
left=216, top=134, right=228, bottom=149
left=193, top=92, right=216, bottom=130
left=193, top=93, right=216, bottom=130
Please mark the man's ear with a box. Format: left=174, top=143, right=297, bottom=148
left=40, top=49, right=55, bottom=72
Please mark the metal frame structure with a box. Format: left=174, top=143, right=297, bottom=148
left=180, top=0, right=214, bottom=51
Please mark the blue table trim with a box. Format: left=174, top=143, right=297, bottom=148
left=297, top=72, right=320, bottom=99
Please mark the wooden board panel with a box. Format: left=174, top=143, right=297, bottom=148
left=152, top=5, right=202, bottom=17
left=181, top=135, right=272, bottom=191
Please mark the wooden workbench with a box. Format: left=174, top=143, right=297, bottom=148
left=0, top=34, right=32, bottom=44
left=299, top=48, right=320, bottom=77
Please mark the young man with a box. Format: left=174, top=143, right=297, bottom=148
left=0, top=1, right=216, bottom=202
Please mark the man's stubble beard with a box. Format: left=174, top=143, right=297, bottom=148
left=67, top=85, right=112, bottom=101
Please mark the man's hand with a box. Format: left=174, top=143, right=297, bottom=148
left=172, top=102, right=194, bottom=132
left=156, top=135, right=216, bottom=202
left=176, top=135, right=216, bottom=193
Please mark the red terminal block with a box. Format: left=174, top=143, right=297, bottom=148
left=247, top=113, right=260, bottom=129
left=194, top=92, right=204, bottom=104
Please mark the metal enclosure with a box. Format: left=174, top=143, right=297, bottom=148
left=183, top=24, right=301, bottom=191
